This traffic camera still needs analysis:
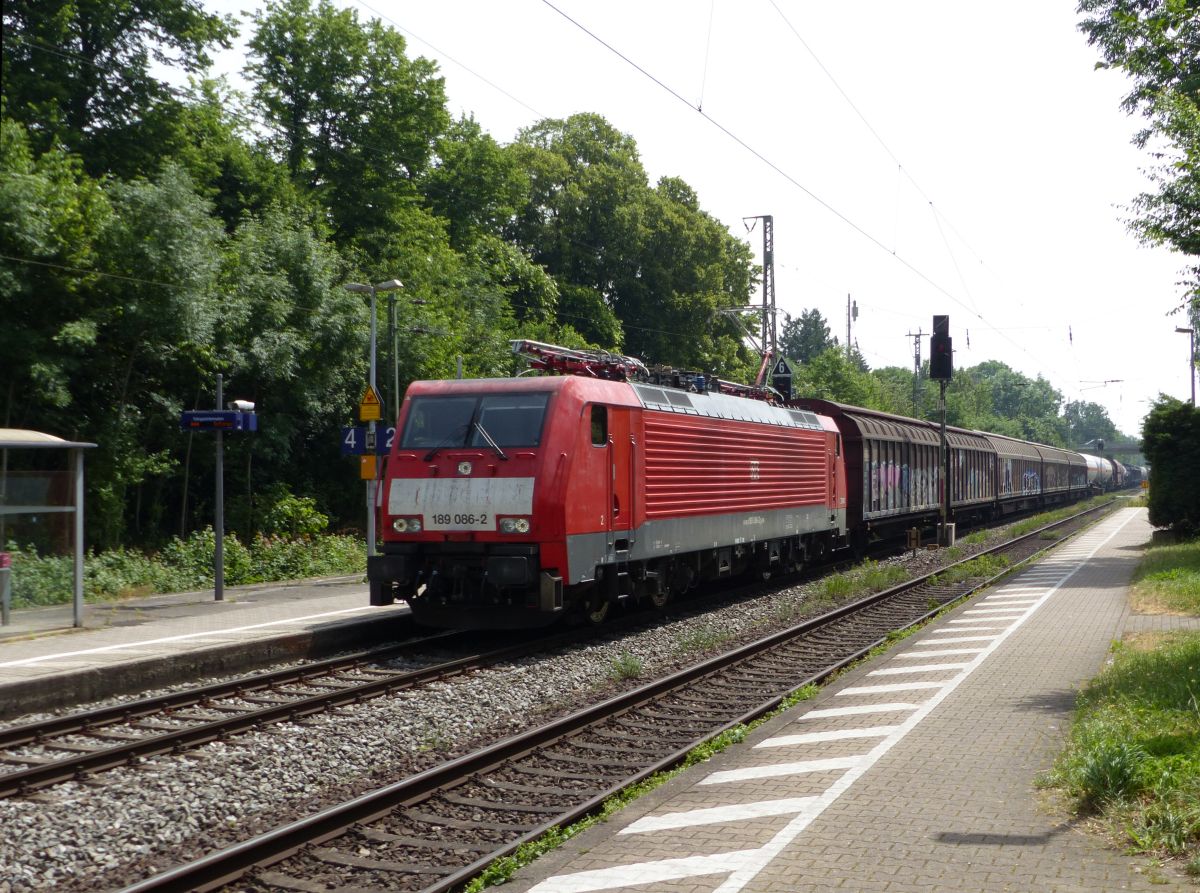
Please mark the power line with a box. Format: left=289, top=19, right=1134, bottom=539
left=536, top=1, right=1085, bottom=387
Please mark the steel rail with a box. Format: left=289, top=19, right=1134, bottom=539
left=0, top=630, right=545, bottom=797
left=116, top=499, right=1117, bottom=893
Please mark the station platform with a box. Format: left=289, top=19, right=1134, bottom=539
left=0, top=575, right=409, bottom=718
left=510, top=507, right=1199, bottom=893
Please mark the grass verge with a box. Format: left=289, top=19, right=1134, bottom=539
left=1043, top=632, right=1200, bottom=877
left=1131, top=536, right=1200, bottom=615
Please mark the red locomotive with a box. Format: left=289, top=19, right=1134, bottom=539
left=368, top=342, right=846, bottom=628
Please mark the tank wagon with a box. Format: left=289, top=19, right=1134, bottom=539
left=368, top=342, right=1100, bottom=629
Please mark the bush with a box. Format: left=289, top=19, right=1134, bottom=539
left=260, top=486, right=329, bottom=538
left=1049, top=633, right=1200, bottom=862
left=5, top=529, right=365, bottom=608
left=1142, top=397, right=1200, bottom=534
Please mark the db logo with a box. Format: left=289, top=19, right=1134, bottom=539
left=749, top=460, right=760, bottom=481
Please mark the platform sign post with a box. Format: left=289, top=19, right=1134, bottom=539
left=359, top=384, right=383, bottom=557
left=215, top=374, right=225, bottom=602
left=934, top=314, right=954, bottom=546
left=179, top=376, right=258, bottom=602
left=0, top=551, right=11, bottom=627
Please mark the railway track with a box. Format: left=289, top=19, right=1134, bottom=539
left=0, top=630, right=531, bottom=798
left=117, top=500, right=1116, bottom=893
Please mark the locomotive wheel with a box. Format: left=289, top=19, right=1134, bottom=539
left=648, top=586, right=670, bottom=610
left=585, top=593, right=610, bottom=625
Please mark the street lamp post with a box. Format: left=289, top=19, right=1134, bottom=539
left=1176, top=326, right=1196, bottom=407
left=344, top=279, right=403, bottom=557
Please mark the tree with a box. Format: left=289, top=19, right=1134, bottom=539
left=423, top=115, right=528, bottom=250
left=508, top=114, right=756, bottom=375
left=1062, top=400, right=1120, bottom=449
left=1078, top=0, right=1200, bottom=319
left=247, top=0, right=448, bottom=244
left=1, top=0, right=234, bottom=176
left=1141, top=395, right=1200, bottom=533
left=780, top=308, right=838, bottom=364
left=0, top=117, right=111, bottom=425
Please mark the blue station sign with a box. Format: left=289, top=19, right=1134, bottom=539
left=180, top=410, right=259, bottom=432
left=341, top=425, right=396, bottom=455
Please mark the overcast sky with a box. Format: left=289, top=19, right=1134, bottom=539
left=205, top=0, right=1194, bottom=436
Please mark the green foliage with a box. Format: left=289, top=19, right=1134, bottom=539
left=1133, top=536, right=1200, bottom=614
left=817, top=560, right=910, bottom=601
left=260, top=487, right=329, bottom=538
left=674, top=623, right=733, bottom=655
left=247, top=0, right=448, bottom=242
left=1, top=0, right=235, bottom=176
left=780, top=308, right=837, bottom=364
left=1078, top=0, right=1200, bottom=314
left=508, top=114, right=757, bottom=376
left=609, top=652, right=643, bottom=681
left=1142, top=396, right=1200, bottom=533
left=929, top=553, right=1011, bottom=586
left=1049, top=632, right=1200, bottom=862
left=6, top=531, right=365, bottom=607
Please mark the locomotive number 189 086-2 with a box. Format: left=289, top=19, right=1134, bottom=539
left=430, top=512, right=488, bottom=528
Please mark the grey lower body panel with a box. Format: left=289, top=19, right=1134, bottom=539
left=565, top=506, right=846, bottom=584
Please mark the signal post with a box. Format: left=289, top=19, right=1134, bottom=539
left=930, top=315, right=954, bottom=547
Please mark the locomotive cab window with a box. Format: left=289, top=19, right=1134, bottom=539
left=401, top=393, right=550, bottom=449
left=591, top=405, right=608, bottom=445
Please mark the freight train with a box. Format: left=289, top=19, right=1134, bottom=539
left=367, top=341, right=1126, bottom=629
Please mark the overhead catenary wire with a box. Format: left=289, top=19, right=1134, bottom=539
left=536, top=0, right=1090, bottom=392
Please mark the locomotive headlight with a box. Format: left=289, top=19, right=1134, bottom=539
left=392, top=516, right=423, bottom=533
left=499, top=517, right=531, bottom=534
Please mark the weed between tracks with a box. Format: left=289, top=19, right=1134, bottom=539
left=608, top=652, right=643, bottom=681
left=928, top=553, right=1012, bottom=586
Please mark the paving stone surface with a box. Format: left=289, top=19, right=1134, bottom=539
left=509, top=508, right=1194, bottom=893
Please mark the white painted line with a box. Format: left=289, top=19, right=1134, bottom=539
left=893, top=647, right=986, bottom=658
left=756, top=726, right=899, bottom=748
left=928, top=626, right=1005, bottom=633
left=836, top=681, right=945, bottom=696
left=0, top=606, right=383, bottom=668
left=620, top=796, right=819, bottom=834
left=945, top=620, right=1010, bottom=627
left=527, top=848, right=762, bottom=892
left=801, top=702, right=921, bottom=719
left=701, top=755, right=866, bottom=785
left=868, top=663, right=970, bottom=676
left=963, top=608, right=1029, bottom=615
left=923, top=635, right=1000, bottom=644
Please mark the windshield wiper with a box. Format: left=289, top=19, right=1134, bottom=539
left=422, top=423, right=469, bottom=462
left=472, top=420, right=509, bottom=461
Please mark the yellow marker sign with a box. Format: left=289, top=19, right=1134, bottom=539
left=359, top=455, right=377, bottom=480
left=358, top=385, right=383, bottom=422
